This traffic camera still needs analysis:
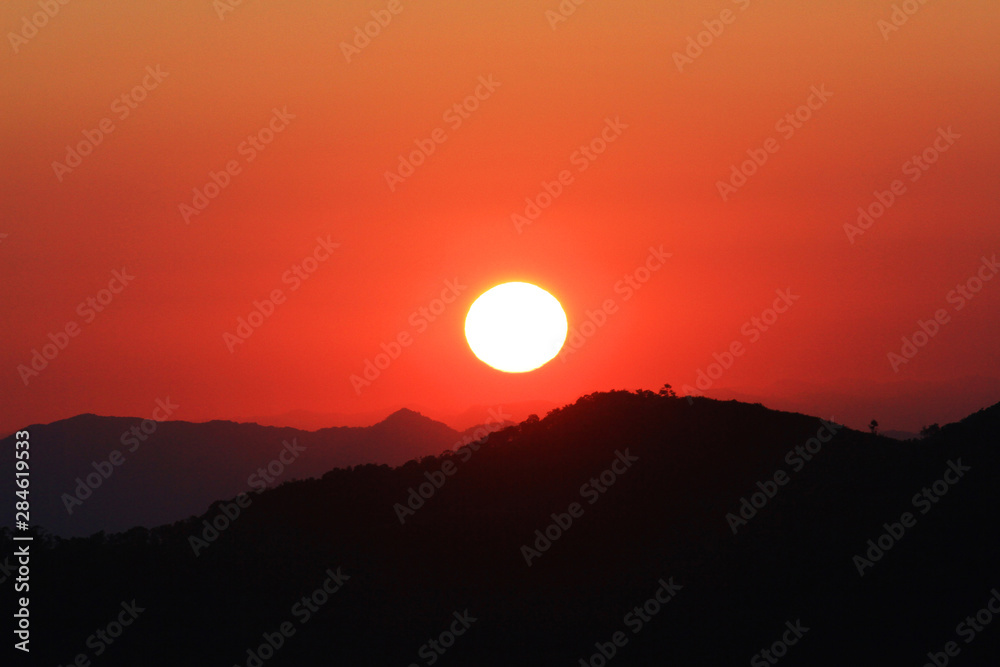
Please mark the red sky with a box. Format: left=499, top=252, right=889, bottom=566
left=3, top=0, right=999, bottom=435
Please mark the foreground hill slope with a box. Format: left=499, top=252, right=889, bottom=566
left=18, top=390, right=1000, bottom=665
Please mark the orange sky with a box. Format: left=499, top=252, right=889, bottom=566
left=2, top=0, right=999, bottom=435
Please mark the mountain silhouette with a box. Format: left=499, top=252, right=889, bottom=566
left=244, top=407, right=398, bottom=430
left=0, top=409, right=464, bottom=537
left=12, top=390, right=1000, bottom=665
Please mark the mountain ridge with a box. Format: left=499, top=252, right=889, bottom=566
left=20, top=390, right=1000, bottom=664
left=0, top=408, right=468, bottom=537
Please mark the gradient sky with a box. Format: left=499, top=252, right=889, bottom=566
left=2, top=0, right=998, bottom=435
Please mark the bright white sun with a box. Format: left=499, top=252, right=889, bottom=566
left=465, top=282, right=568, bottom=373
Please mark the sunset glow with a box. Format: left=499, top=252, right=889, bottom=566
left=465, top=282, right=568, bottom=373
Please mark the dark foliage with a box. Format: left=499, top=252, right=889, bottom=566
left=8, top=391, right=1000, bottom=665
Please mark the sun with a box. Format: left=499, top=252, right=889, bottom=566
left=465, top=282, right=568, bottom=373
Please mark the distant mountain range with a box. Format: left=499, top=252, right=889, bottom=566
left=15, top=390, right=1000, bottom=665
left=246, top=399, right=557, bottom=432
left=0, top=408, right=503, bottom=537
left=700, top=374, right=1000, bottom=432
